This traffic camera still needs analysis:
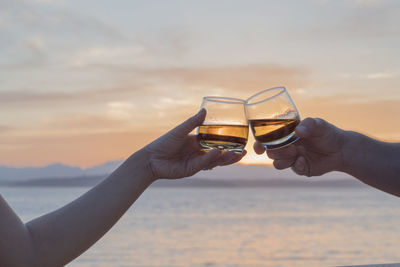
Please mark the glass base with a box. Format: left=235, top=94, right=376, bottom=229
left=262, top=133, right=299, bottom=150
left=199, top=141, right=245, bottom=154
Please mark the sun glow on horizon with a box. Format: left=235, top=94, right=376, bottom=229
left=240, top=152, right=273, bottom=166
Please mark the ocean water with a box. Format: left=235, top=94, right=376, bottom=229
left=1, top=185, right=400, bottom=267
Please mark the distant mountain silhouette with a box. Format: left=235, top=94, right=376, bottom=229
left=0, top=161, right=353, bottom=182
left=0, top=163, right=83, bottom=180
left=84, top=160, right=123, bottom=176
left=0, top=160, right=361, bottom=188
left=0, top=160, right=123, bottom=181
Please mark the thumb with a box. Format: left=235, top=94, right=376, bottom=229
left=169, top=109, right=206, bottom=138
left=295, top=117, right=329, bottom=139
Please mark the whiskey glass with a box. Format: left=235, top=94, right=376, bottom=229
left=245, top=87, right=300, bottom=150
left=197, top=97, right=248, bottom=153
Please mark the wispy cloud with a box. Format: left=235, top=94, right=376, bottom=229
left=129, top=64, right=309, bottom=97
left=293, top=1, right=400, bottom=42
left=27, top=35, right=45, bottom=54
left=71, top=45, right=148, bottom=67
left=0, top=63, right=309, bottom=105
left=0, top=90, right=72, bottom=104
left=2, top=94, right=399, bottom=167
left=367, top=72, right=395, bottom=80
left=0, top=125, right=13, bottom=134
left=0, top=0, right=125, bottom=68
left=40, top=114, right=134, bottom=134
left=354, top=0, right=379, bottom=6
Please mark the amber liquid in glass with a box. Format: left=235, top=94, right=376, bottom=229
left=198, top=124, right=248, bottom=153
left=249, top=119, right=299, bottom=149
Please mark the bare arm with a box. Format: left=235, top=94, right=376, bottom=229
left=340, top=130, right=400, bottom=196
left=23, top=151, right=153, bottom=266
left=255, top=117, right=400, bottom=197
left=0, top=109, right=245, bottom=266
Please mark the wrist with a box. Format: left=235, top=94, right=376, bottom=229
left=339, top=130, right=365, bottom=174
left=125, top=147, right=157, bottom=185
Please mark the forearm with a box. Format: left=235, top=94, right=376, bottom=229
left=0, top=195, right=35, bottom=267
left=25, top=148, right=155, bottom=266
left=341, top=131, right=400, bottom=197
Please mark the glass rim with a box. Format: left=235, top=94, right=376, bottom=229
left=245, top=87, right=287, bottom=106
left=203, top=96, right=246, bottom=104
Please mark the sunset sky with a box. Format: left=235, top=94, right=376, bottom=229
left=1, top=0, right=400, bottom=168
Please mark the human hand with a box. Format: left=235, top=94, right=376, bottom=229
left=254, top=118, right=346, bottom=176
left=145, top=109, right=246, bottom=180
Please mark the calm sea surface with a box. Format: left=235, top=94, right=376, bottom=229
left=1, top=185, right=400, bottom=267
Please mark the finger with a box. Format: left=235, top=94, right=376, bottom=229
left=170, top=109, right=206, bottom=138
left=296, top=117, right=329, bottom=139
left=214, top=151, right=236, bottom=166
left=218, top=150, right=247, bottom=166
left=290, top=156, right=309, bottom=176
left=205, top=150, right=245, bottom=170
left=273, top=158, right=295, bottom=170
left=253, top=142, right=266, bottom=155
left=190, top=148, right=221, bottom=173
left=266, top=144, right=297, bottom=160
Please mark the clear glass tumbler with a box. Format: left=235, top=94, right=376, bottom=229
left=245, top=87, right=300, bottom=150
left=197, top=97, right=248, bottom=153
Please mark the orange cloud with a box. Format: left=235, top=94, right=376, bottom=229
left=0, top=125, right=13, bottom=134
left=0, top=63, right=311, bottom=167
left=131, top=64, right=309, bottom=97
left=2, top=67, right=398, bottom=168
left=0, top=64, right=308, bottom=104
left=3, top=63, right=398, bottom=168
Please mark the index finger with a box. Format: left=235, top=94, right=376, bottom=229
left=253, top=141, right=266, bottom=154
left=266, top=144, right=297, bottom=160
left=169, top=109, right=206, bottom=138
